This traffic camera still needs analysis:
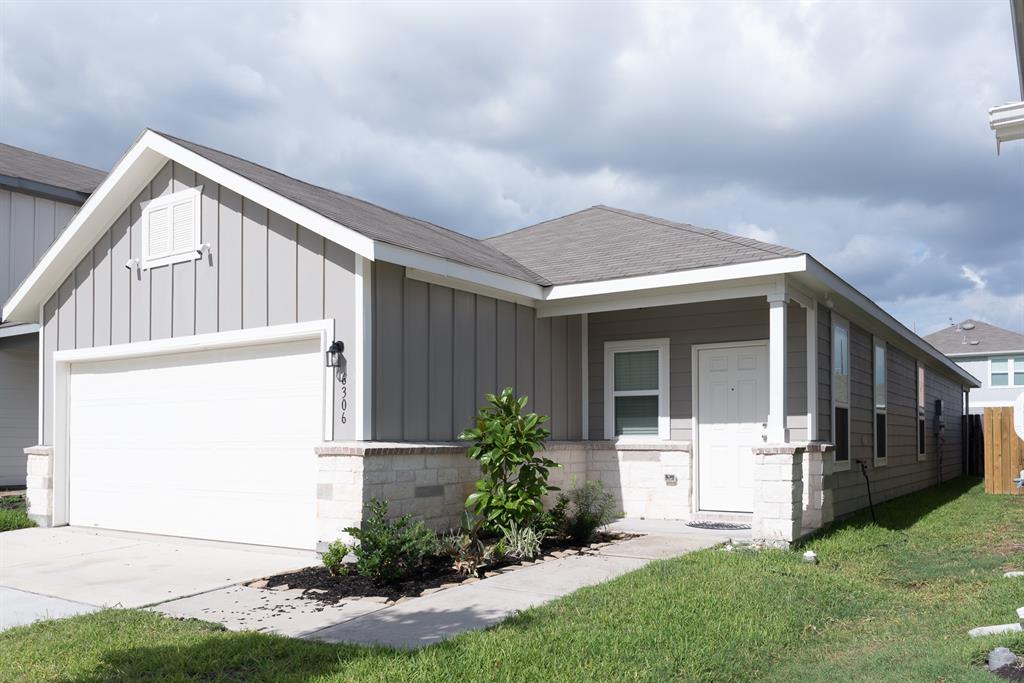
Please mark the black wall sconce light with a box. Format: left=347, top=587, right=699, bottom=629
left=326, top=340, right=345, bottom=368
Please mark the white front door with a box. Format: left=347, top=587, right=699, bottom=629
left=67, top=339, right=323, bottom=549
left=697, top=342, right=769, bottom=513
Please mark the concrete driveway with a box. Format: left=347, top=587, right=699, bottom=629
left=0, top=526, right=317, bottom=631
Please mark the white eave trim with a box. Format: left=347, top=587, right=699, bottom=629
left=542, top=255, right=807, bottom=301
left=803, top=257, right=981, bottom=388
left=989, top=101, right=1024, bottom=152
left=946, top=349, right=1024, bottom=358
left=0, top=323, right=39, bottom=339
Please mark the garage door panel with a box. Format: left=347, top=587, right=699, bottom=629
left=68, top=339, right=322, bottom=549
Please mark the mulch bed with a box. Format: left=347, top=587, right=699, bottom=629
left=257, top=531, right=638, bottom=605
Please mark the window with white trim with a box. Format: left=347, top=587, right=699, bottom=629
left=141, top=187, right=202, bottom=269
left=604, top=338, right=670, bottom=440
left=873, top=339, right=887, bottom=465
left=990, top=357, right=1024, bottom=387
left=832, top=316, right=850, bottom=468
left=917, top=362, right=926, bottom=459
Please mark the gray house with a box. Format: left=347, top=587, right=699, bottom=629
left=3, top=130, right=979, bottom=549
left=0, top=143, right=105, bottom=486
left=925, top=319, right=1024, bottom=413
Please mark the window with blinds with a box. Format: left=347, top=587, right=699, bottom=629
left=604, top=339, right=669, bottom=440
left=141, top=187, right=202, bottom=269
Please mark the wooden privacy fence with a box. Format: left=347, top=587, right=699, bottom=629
left=984, top=407, right=1024, bottom=495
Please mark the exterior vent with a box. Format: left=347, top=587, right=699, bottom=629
left=140, top=187, right=202, bottom=269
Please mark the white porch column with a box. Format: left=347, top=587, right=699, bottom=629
left=767, top=292, right=788, bottom=443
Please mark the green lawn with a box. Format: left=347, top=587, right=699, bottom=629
left=2, top=478, right=1023, bottom=682
left=0, top=494, right=34, bottom=532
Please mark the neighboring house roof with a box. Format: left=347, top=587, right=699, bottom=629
left=925, top=319, right=1024, bottom=356
left=0, top=142, right=106, bottom=203
left=161, top=133, right=548, bottom=286
left=487, top=205, right=803, bottom=286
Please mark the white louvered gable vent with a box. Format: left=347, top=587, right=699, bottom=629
left=141, top=187, right=202, bottom=269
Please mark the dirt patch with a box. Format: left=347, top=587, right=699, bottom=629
left=994, top=663, right=1024, bottom=682
left=256, top=532, right=639, bottom=606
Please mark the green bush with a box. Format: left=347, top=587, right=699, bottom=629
left=321, top=539, right=350, bottom=576
left=458, top=387, right=558, bottom=533
left=343, top=500, right=439, bottom=585
left=551, top=480, right=618, bottom=543
left=0, top=496, right=34, bottom=533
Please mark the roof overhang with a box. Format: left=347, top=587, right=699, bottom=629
left=989, top=101, right=1024, bottom=152
left=0, top=174, right=90, bottom=205
left=946, top=349, right=1024, bottom=358
left=2, top=130, right=544, bottom=323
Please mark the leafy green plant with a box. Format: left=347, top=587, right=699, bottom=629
left=458, top=387, right=558, bottom=533
left=553, top=480, right=618, bottom=543
left=321, top=539, right=350, bottom=576
left=500, top=521, right=546, bottom=560
left=343, top=500, right=439, bottom=585
left=0, top=495, right=35, bottom=533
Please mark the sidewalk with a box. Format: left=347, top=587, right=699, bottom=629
left=153, top=520, right=742, bottom=648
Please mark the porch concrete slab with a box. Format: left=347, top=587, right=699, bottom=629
left=151, top=585, right=387, bottom=638
left=0, top=587, right=98, bottom=632
left=308, top=582, right=554, bottom=648
left=0, top=527, right=317, bottom=610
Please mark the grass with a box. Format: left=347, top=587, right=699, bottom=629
left=0, top=494, right=34, bottom=532
left=1, top=478, right=1022, bottom=682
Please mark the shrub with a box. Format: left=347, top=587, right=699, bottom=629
left=458, top=387, right=558, bottom=533
left=0, top=496, right=35, bottom=533
left=343, top=500, right=438, bottom=585
left=501, top=521, right=546, bottom=560
left=321, top=539, right=350, bottom=576
left=553, top=480, right=618, bottom=543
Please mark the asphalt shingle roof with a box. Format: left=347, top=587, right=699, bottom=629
left=0, top=142, right=106, bottom=195
left=924, top=319, right=1024, bottom=355
left=485, top=206, right=804, bottom=286
left=161, top=132, right=548, bottom=285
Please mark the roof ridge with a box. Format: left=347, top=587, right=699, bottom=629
left=594, top=205, right=800, bottom=258
left=485, top=206, right=602, bottom=242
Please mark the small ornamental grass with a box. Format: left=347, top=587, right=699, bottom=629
left=458, top=387, right=558, bottom=534
left=0, top=495, right=34, bottom=533
left=548, top=480, right=619, bottom=544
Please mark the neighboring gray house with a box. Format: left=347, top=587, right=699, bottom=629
left=0, top=143, right=105, bottom=486
left=3, top=130, right=979, bottom=550
left=925, top=319, right=1024, bottom=413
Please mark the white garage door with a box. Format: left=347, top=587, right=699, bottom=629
left=68, top=338, right=323, bottom=549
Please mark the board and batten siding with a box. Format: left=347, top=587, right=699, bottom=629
left=0, top=335, right=37, bottom=485
left=822, top=317, right=965, bottom=517
left=587, top=298, right=809, bottom=441
left=372, top=261, right=583, bottom=441
left=0, top=189, right=79, bottom=310
left=39, top=161, right=357, bottom=444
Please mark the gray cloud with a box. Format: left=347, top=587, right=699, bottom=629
left=1, top=0, right=1021, bottom=334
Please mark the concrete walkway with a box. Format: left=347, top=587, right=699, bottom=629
left=154, top=520, right=744, bottom=647
left=0, top=526, right=317, bottom=631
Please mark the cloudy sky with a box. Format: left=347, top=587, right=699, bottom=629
left=2, top=1, right=1022, bottom=335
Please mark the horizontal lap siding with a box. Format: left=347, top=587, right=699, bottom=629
left=588, top=298, right=808, bottom=441
left=372, top=262, right=582, bottom=441
left=818, top=307, right=831, bottom=441
left=40, top=161, right=357, bottom=444
left=832, top=341, right=965, bottom=518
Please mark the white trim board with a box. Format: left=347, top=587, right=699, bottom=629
left=0, top=323, right=40, bottom=339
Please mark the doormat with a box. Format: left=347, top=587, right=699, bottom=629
left=686, top=521, right=751, bottom=530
